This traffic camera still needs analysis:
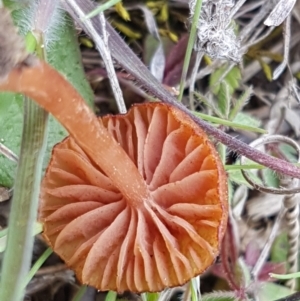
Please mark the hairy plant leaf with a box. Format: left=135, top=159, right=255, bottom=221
left=0, top=93, right=22, bottom=187
left=261, top=168, right=279, bottom=188
left=210, top=65, right=241, bottom=95
left=201, top=292, right=237, bottom=301
left=228, top=167, right=262, bottom=188
left=229, top=86, right=253, bottom=121
left=210, top=66, right=241, bottom=118
left=218, top=82, right=231, bottom=119
left=257, top=282, right=291, bottom=301
left=233, top=112, right=261, bottom=128
left=279, top=143, right=298, bottom=162
left=0, top=11, right=93, bottom=187
left=237, top=258, right=251, bottom=287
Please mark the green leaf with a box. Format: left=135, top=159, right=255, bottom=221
left=257, top=282, right=291, bottom=301
left=105, top=291, right=117, bottom=301
left=194, top=111, right=266, bottom=134
left=23, top=247, right=52, bottom=288
left=72, top=286, right=88, bottom=301
left=83, top=0, right=121, bottom=20
left=271, top=233, right=288, bottom=263
left=236, top=258, right=251, bottom=287
left=228, top=168, right=262, bottom=188
left=209, top=65, right=241, bottom=119
left=258, top=58, right=273, bottom=82
left=210, top=65, right=241, bottom=95
left=0, top=93, right=23, bottom=187
left=229, top=86, right=253, bottom=121
left=146, top=292, right=159, bottom=301
left=0, top=13, right=93, bottom=187
left=262, top=168, right=279, bottom=188
left=233, top=112, right=261, bottom=128
left=190, top=277, right=200, bottom=301
left=218, top=82, right=231, bottom=119
left=279, top=143, right=298, bottom=163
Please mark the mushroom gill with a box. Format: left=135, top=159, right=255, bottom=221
left=39, top=102, right=228, bottom=292
left=0, top=49, right=227, bottom=292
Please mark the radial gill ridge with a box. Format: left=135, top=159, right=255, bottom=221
left=39, top=102, right=228, bottom=292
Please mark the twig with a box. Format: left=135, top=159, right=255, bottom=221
left=0, top=142, right=18, bottom=162
left=0, top=97, right=48, bottom=301
left=243, top=25, right=274, bottom=49
left=79, top=2, right=126, bottom=113
left=229, top=0, right=247, bottom=19
left=98, top=12, right=126, bottom=113
left=239, top=0, right=273, bottom=42
left=234, top=1, right=263, bottom=19
left=273, top=15, right=291, bottom=80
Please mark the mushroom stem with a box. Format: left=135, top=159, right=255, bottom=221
left=0, top=61, right=150, bottom=207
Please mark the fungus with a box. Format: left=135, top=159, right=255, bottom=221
left=0, top=60, right=228, bottom=292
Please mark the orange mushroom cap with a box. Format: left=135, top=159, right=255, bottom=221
left=39, top=102, right=228, bottom=293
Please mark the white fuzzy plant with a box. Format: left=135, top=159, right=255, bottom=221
left=189, top=0, right=242, bottom=63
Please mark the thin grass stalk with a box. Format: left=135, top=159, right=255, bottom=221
left=0, top=98, right=48, bottom=301
left=72, top=285, right=88, bottom=301
left=23, top=247, right=52, bottom=288
left=98, top=11, right=126, bottom=113
left=189, top=51, right=203, bottom=111
left=178, top=0, right=203, bottom=101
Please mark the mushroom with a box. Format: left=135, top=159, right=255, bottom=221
left=0, top=60, right=228, bottom=292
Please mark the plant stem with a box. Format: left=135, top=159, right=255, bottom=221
left=0, top=99, right=48, bottom=301
left=178, top=0, right=203, bottom=101
left=83, top=0, right=121, bottom=20
left=23, top=247, right=52, bottom=288
left=194, top=112, right=267, bottom=134
left=72, top=285, right=87, bottom=301
left=0, top=4, right=53, bottom=300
